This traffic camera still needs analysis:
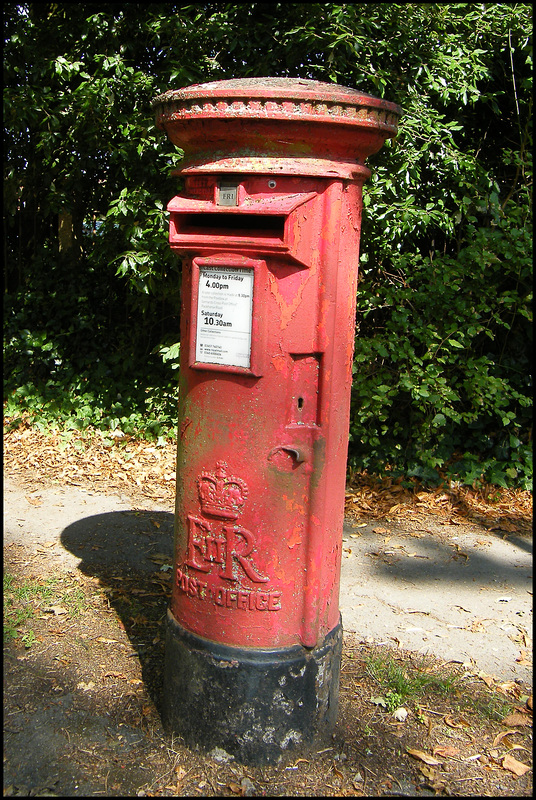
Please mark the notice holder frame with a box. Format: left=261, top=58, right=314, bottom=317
left=189, top=255, right=266, bottom=378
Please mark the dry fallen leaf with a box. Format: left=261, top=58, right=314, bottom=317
left=493, top=730, right=521, bottom=748
left=149, top=553, right=172, bottom=565
left=495, top=681, right=522, bottom=697
left=429, top=779, right=448, bottom=793
left=25, top=495, right=43, bottom=506
left=501, top=712, right=533, bottom=728
left=509, top=745, right=533, bottom=754
left=432, top=744, right=461, bottom=758
left=371, top=696, right=387, bottom=707
left=352, top=776, right=364, bottom=792
left=77, top=681, right=95, bottom=691
left=478, top=670, right=496, bottom=688
left=515, top=649, right=532, bottom=665
left=407, top=748, right=442, bottom=766
left=43, top=605, right=68, bottom=616
left=502, top=753, right=531, bottom=776
left=444, top=714, right=472, bottom=728
left=332, top=763, right=345, bottom=779
left=452, top=544, right=469, bottom=560
left=499, top=521, right=519, bottom=533
left=418, top=765, right=437, bottom=780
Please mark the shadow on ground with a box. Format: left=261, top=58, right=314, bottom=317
left=353, top=526, right=533, bottom=585
left=61, top=509, right=174, bottom=716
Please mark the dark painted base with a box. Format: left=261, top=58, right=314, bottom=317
left=162, top=610, right=343, bottom=766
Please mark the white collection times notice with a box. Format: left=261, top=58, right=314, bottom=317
left=195, top=266, right=254, bottom=369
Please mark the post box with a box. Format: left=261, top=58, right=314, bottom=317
left=153, top=77, right=401, bottom=765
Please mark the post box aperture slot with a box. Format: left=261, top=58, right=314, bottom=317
left=176, top=213, right=286, bottom=240
left=190, top=257, right=265, bottom=377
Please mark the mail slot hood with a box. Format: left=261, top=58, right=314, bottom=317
left=168, top=189, right=319, bottom=267
left=167, top=191, right=317, bottom=216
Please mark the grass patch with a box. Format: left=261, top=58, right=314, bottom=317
left=363, top=651, right=518, bottom=723
left=365, top=652, right=461, bottom=701
left=3, top=572, right=88, bottom=647
left=472, top=692, right=515, bottom=722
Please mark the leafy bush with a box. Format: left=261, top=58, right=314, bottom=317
left=3, top=3, right=532, bottom=488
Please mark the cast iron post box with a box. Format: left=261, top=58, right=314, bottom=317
left=153, top=77, right=401, bottom=765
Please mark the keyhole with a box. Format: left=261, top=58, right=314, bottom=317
left=297, top=397, right=304, bottom=410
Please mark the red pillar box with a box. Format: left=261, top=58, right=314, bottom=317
left=153, top=78, right=401, bottom=765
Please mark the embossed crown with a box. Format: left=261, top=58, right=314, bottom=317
left=197, top=461, right=248, bottom=520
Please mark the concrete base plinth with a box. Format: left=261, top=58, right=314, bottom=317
left=162, top=610, right=342, bottom=766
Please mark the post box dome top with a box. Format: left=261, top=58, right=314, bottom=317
left=153, top=76, right=401, bottom=135
left=153, top=77, right=402, bottom=178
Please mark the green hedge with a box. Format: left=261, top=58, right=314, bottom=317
left=4, top=3, right=532, bottom=488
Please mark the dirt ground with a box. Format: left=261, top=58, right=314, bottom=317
left=3, top=425, right=533, bottom=796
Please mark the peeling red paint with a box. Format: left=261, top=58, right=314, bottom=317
left=155, top=78, right=401, bottom=650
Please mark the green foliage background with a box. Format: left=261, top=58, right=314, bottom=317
left=3, top=3, right=532, bottom=489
